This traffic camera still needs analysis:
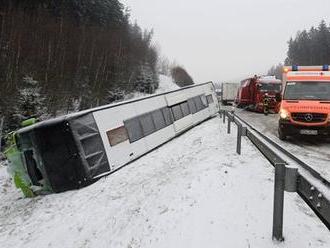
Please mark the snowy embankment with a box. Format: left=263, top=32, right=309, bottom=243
left=0, top=116, right=329, bottom=248
left=123, top=74, right=179, bottom=101
left=156, top=74, right=180, bottom=93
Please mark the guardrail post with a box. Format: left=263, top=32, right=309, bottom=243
left=227, top=114, right=231, bottom=134
left=236, top=124, right=242, bottom=154
left=285, top=167, right=298, bottom=193
left=272, top=163, right=286, bottom=242
left=236, top=125, right=247, bottom=155
left=223, top=111, right=226, bottom=124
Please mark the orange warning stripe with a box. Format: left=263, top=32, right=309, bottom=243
left=287, top=76, right=330, bottom=81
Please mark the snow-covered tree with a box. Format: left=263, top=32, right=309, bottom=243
left=158, top=56, right=171, bottom=76
left=76, top=73, right=93, bottom=111
left=15, top=76, right=47, bottom=121
left=107, top=87, right=126, bottom=103
left=134, top=63, right=159, bottom=94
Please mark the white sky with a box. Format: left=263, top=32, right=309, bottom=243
left=121, top=0, right=330, bottom=83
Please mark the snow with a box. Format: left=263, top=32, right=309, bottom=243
left=0, top=116, right=329, bottom=248
left=156, top=74, right=180, bottom=93
left=122, top=74, right=179, bottom=101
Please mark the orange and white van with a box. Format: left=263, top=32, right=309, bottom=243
left=278, top=65, right=330, bottom=140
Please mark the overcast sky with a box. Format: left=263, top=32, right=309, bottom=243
left=121, top=0, right=330, bottom=83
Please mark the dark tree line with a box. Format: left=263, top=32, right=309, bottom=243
left=285, top=20, right=330, bottom=65
left=0, top=0, right=159, bottom=132
left=267, top=63, right=283, bottom=80
left=268, top=20, right=330, bottom=79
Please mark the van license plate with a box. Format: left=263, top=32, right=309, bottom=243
left=300, top=130, right=318, bottom=135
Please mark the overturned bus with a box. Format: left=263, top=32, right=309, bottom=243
left=5, top=82, right=219, bottom=196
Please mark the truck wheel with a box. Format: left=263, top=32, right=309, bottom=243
left=278, top=128, right=287, bottom=141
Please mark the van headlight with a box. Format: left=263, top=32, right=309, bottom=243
left=279, top=109, right=290, bottom=120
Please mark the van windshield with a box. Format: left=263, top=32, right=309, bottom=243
left=284, top=81, right=330, bottom=100
left=259, top=83, right=282, bottom=92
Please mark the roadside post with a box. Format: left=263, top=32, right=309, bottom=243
left=236, top=124, right=247, bottom=155
left=227, top=113, right=231, bottom=134
left=272, top=163, right=298, bottom=241
left=272, top=163, right=286, bottom=241
left=219, top=110, right=223, bottom=119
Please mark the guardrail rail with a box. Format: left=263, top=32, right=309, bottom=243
left=220, top=110, right=330, bottom=241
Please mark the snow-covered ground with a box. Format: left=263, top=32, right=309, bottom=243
left=124, top=74, right=179, bottom=101
left=0, top=116, right=329, bottom=248
left=234, top=109, right=330, bottom=182
left=156, top=74, right=180, bottom=93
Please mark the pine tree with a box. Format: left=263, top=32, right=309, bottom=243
left=107, top=88, right=125, bottom=103
left=15, top=76, right=47, bottom=122
left=285, top=20, right=330, bottom=65
left=0, top=0, right=161, bottom=132
left=134, top=63, right=158, bottom=94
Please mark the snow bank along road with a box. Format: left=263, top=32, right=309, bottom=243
left=234, top=109, right=330, bottom=183
left=0, top=116, right=330, bottom=248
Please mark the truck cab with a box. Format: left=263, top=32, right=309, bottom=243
left=278, top=65, right=330, bottom=140
left=236, top=76, right=282, bottom=113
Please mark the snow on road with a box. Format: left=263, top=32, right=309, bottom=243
left=0, top=116, right=329, bottom=248
left=234, top=109, right=330, bottom=182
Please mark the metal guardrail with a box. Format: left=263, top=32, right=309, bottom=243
left=219, top=109, right=330, bottom=241
left=234, top=111, right=330, bottom=188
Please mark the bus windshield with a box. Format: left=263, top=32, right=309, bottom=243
left=259, top=83, right=282, bottom=92
left=284, top=81, right=330, bottom=101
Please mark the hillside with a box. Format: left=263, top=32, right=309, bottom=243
left=0, top=0, right=159, bottom=132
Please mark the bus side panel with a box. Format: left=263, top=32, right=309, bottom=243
left=133, top=95, right=176, bottom=151
left=165, top=89, right=194, bottom=132
left=93, top=103, right=148, bottom=171
left=190, top=86, right=212, bottom=124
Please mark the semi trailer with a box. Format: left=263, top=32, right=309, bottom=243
left=220, top=83, right=239, bottom=105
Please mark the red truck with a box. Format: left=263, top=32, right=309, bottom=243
left=235, top=75, right=282, bottom=113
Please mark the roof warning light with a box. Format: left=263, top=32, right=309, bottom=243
left=292, top=65, right=298, bottom=71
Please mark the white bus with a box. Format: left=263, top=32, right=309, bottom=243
left=11, top=82, right=219, bottom=194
